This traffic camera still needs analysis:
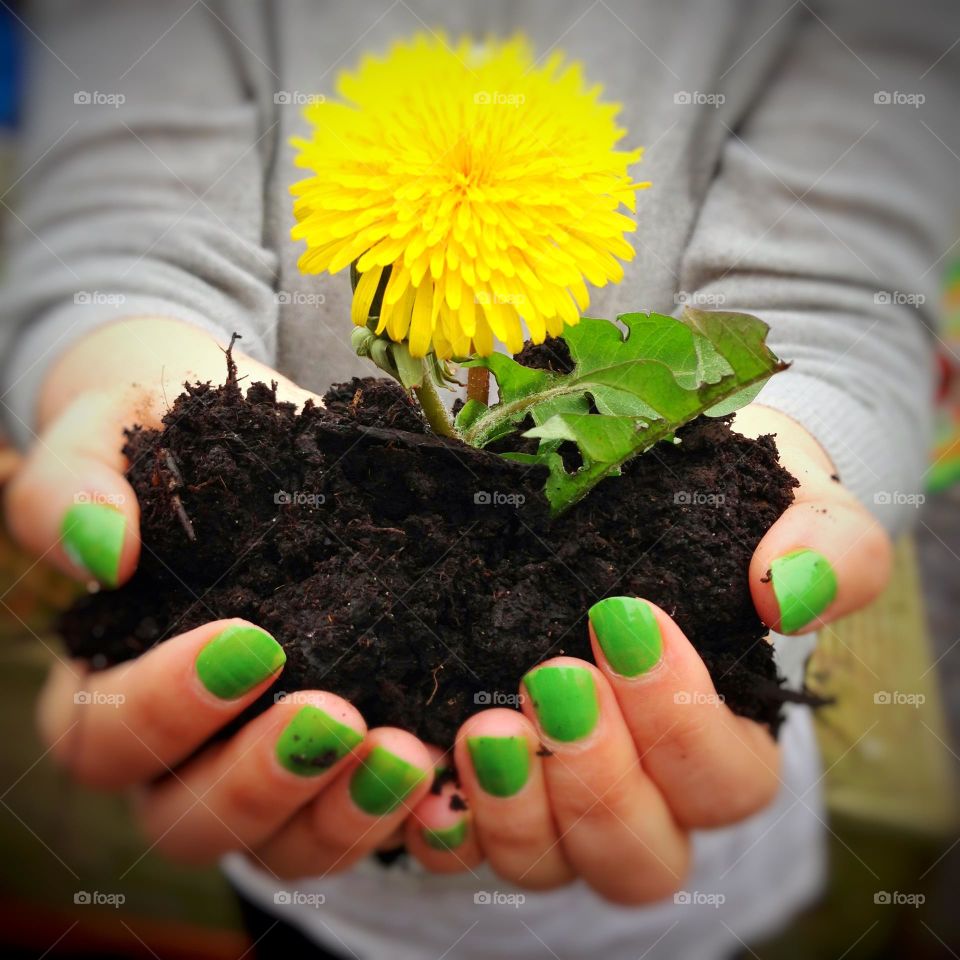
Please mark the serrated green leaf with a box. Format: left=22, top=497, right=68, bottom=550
left=463, top=354, right=551, bottom=403
left=460, top=308, right=785, bottom=514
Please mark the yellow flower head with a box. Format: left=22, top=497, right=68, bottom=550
left=291, top=33, right=646, bottom=358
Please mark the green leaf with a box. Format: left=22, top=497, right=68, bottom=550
left=462, top=307, right=786, bottom=514
left=454, top=398, right=487, bottom=431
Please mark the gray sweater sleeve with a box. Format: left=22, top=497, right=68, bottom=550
left=678, top=0, right=958, bottom=533
left=0, top=0, right=278, bottom=444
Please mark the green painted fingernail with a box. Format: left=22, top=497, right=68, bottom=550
left=276, top=706, right=363, bottom=776
left=195, top=624, right=285, bottom=699
left=423, top=819, right=468, bottom=850
left=588, top=596, right=662, bottom=677
left=467, top=736, right=530, bottom=797
left=349, top=745, right=427, bottom=815
left=523, top=666, right=599, bottom=742
left=60, top=502, right=126, bottom=586
left=770, top=548, right=838, bottom=633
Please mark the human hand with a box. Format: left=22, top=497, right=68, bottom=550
left=403, top=405, right=892, bottom=903
left=8, top=318, right=435, bottom=870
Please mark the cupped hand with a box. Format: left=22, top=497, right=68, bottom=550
left=10, top=323, right=892, bottom=898
left=405, top=405, right=893, bottom=904
left=9, top=318, right=434, bottom=873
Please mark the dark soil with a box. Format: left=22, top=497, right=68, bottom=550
left=61, top=342, right=800, bottom=745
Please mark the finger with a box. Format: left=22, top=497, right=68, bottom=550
left=375, top=745, right=445, bottom=854
left=521, top=658, right=689, bottom=904
left=734, top=405, right=892, bottom=634
left=38, top=618, right=286, bottom=788
left=750, top=497, right=891, bottom=634
left=5, top=389, right=141, bottom=587
left=137, top=692, right=365, bottom=863
left=405, top=763, right=483, bottom=874
left=588, top=596, right=781, bottom=828
left=454, top=709, right=573, bottom=890
left=254, top=728, right=431, bottom=878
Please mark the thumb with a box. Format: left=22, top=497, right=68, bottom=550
left=739, top=410, right=893, bottom=635
left=4, top=388, right=141, bottom=587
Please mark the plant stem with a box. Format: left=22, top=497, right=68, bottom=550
left=414, top=375, right=456, bottom=438
left=466, top=366, right=490, bottom=405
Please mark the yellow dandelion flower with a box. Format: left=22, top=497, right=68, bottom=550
left=291, top=33, right=647, bottom=359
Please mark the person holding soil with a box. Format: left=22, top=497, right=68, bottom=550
left=1, top=2, right=955, bottom=959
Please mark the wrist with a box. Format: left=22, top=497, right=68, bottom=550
left=38, top=317, right=233, bottom=431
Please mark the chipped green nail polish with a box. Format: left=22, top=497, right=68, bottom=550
left=349, top=745, right=427, bottom=815
left=770, top=548, right=838, bottom=633
left=523, top=666, right=599, bottom=742
left=195, top=624, right=285, bottom=699
left=589, top=596, right=662, bottom=677
left=423, top=819, right=468, bottom=850
left=60, top=502, right=126, bottom=586
left=467, top=736, right=530, bottom=797
left=276, top=706, right=362, bottom=776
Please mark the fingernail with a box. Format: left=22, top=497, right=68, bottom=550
left=349, top=745, right=427, bottom=815
left=195, top=624, right=286, bottom=699
left=276, top=705, right=363, bottom=776
left=467, top=736, right=530, bottom=797
left=588, top=596, right=662, bottom=677
left=523, top=666, right=599, bottom=742
left=60, top=502, right=126, bottom=586
left=770, top=548, right=838, bottom=633
left=422, top=819, right=468, bottom=851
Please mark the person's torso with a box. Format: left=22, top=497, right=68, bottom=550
left=216, top=0, right=799, bottom=394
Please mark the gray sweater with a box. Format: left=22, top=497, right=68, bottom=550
left=2, top=0, right=958, bottom=538
left=3, top=4, right=957, bottom=957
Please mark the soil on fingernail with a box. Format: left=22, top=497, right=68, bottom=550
left=290, top=749, right=338, bottom=771
left=430, top=767, right=459, bottom=795
left=60, top=339, right=804, bottom=745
